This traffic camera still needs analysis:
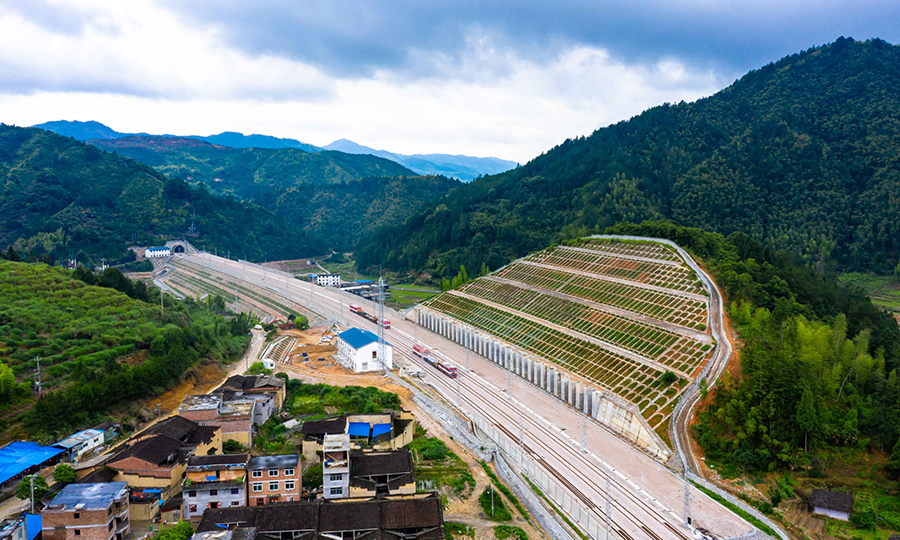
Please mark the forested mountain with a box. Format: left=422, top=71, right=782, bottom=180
left=0, top=125, right=320, bottom=263
left=359, top=38, right=900, bottom=277
left=197, top=131, right=320, bottom=152
left=88, top=135, right=413, bottom=197
left=258, top=175, right=462, bottom=251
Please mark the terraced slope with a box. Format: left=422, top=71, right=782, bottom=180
left=422, top=238, right=714, bottom=434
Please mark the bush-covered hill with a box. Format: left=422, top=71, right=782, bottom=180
left=0, top=125, right=320, bottom=263
left=358, top=38, right=900, bottom=277
left=88, top=135, right=414, bottom=197
left=258, top=175, right=462, bottom=251
left=86, top=134, right=460, bottom=251
left=0, top=259, right=252, bottom=439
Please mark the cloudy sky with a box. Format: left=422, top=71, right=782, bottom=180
left=1, top=0, right=898, bottom=163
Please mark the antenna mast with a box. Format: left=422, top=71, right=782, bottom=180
left=377, top=277, right=387, bottom=376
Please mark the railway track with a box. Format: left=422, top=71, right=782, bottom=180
left=182, top=252, right=753, bottom=540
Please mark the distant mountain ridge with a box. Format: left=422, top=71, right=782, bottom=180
left=31, top=120, right=517, bottom=180
left=322, top=138, right=518, bottom=180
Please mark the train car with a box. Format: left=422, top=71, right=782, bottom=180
left=349, top=305, right=362, bottom=313
left=413, top=344, right=457, bottom=379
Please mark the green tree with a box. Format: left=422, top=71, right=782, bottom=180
left=155, top=521, right=193, bottom=540
left=698, top=377, right=708, bottom=400
left=886, top=438, right=900, bottom=479
left=53, top=464, right=78, bottom=484
left=796, top=387, right=818, bottom=454
left=894, top=260, right=900, bottom=283
left=15, top=475, right=49, bottom=502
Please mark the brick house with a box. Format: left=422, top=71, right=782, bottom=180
left=246, top=455, right=301, bottom=506
left=104, top=416, right=221, bottom=520
left=42, top=483, right=129, bottom=540
left=183, top=454, right=250, bottom=520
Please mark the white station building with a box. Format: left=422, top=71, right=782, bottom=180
left=144, top=246, right=171, bottom=258
left=315, top=274, right=342, bottom=287
left=335, top=328, right=393, bottom=373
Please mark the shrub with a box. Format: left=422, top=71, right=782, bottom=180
left=479, top=487, right=511, bottom=521
left=494, top=526, right=527, bottom=540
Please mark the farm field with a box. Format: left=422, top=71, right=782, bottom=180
left=423, top=237, right=714, bottom=434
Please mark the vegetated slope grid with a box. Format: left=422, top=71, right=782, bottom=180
left=422, top=238, right=715, bottom=435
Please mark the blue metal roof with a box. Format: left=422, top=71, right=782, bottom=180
left=25, top=515, right=40, bottom=540
left=338, top=328, right=391, bottom=350
left=48, top=482, right=128, bottom=511
left=0, top=442, right=65, bottom=485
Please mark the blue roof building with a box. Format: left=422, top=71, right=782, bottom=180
left=336, top=328, right=393, bottom=373
left=0, top=442, right=65, bottom=487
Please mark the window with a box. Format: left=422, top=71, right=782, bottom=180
left=268, top=469, right=278, bottom=477
left=251, top=470, right=262, bottom=478
left=188, top=491, right=196, bottom=498
left=108, top=522, right=113, bottom=530
left=284, top=481, right=295, bottom=490
left=269, top=481, right=279, bottom=491
left=372, top=351, right=377, bottom=359
left=256, top=498, right=264, bottom=506
left=209, top=489, right=218, bottom=496
left=284, top=468, right=295, bottom=476
left=209, top=502, right=219, bottom=510
left=231, top=501, right=239, bottom=506
left=231, top=488, right=240, bottom=495
left=73, top=513, right=80, bottom=519
left=287, top=496, right=294, bottom=502
left=252, top=483, right=263, bottom=492
left=188, top=505, right=197, bottom=513
left=74, top=531, right=81, bottom=537
left=329, top=474, right=342, bottom=482
left=329, top=487, right=342, bottom=496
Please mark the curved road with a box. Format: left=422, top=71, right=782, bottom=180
left=590, top=235, right=733, bottom=477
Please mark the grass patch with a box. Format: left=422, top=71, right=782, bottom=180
left=479, top=461, right=530, bottom=522
left=494, top=525, right=527, bottom=540
left=444, top=522, right=474, bottom=540
left=479, top=486, right=512, bottom=521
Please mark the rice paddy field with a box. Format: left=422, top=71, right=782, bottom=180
left=423, top=238, right=716, bottom=433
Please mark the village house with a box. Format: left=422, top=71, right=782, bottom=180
left=810, top=489, right=854, bottom=521
left=104, top=416, right=221, bottom=520
left=182, top=454, right=250, bottom=521
left=300, top=410, right=415, bottom=461
left=41, top=483, right=129, bottom=540
left=194, top=493, right=445, bottom=540
left=247, top=455, right=301, bottom=506
left=347, top=449, right=415, bottom=498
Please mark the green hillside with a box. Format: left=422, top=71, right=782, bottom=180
left=0, top=259, right=251, bottom=439
left=86, top=134, right=460, bottom=251
left=88, top=135, right=414, bottom=197
left=358, top=38, right=900, bottom=277
left=261, top=175, right=461, bottom=251
left=0, top=125, right=320, bottom=263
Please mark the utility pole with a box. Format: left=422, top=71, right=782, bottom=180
left=466, top=347, right=470, bottom=371
left=161, top=289, right=164, bottom=316
left=377, top=277, right=387, bottom=376
left=33, top=357, right=42, bottom=394
left=683, top=465, right=691, bottom=528
left=30, top=475, right=35, bottom=513
left=582, top=413, right=588, bottom=453
left=156, top=403, right=162, bottom=421
left=605, top=477, right=612, bottom=540
left=518, top=407, right=525, bottom=464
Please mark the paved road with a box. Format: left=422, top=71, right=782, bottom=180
left=178, top=252, right=753, bottom=540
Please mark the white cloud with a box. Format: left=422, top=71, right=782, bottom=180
left=0, top=0, right=729, bottom=163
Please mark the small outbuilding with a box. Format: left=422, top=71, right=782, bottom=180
left=810, top=489, right=853, bottom=521
left=335, top=328, right=393, bottom=373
